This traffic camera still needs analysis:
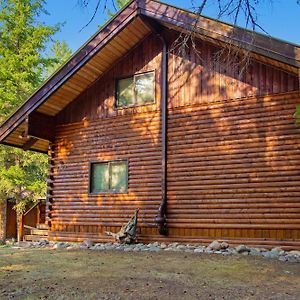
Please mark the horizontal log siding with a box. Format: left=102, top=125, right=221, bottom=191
left=50, top=109, right=162, bottom=237
left=167, top=91, right=300, bottom=246
left=50, top=33, right=163, bottom=240
left=50, top=31, right=300, bottom=248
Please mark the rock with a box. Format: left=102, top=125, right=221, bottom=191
left=249, top=248, right=261, bottom=256
left=176, top=245, right=186, bottom=250
left=271, top=247, right=285, bottom=256
left=38, top=240, right=48, bottom=247
left=82, top=239, right=94, bottom=248
left=226, top=248, right=237, bottom=255
left=235, top=245, right=250, bottom=253
left=286, top=254, right=298, bottom=263
left=271, top=247, right=283, bottom=253
left=149, top=245, right=160, bottom=252
left=168, top=242, right=179, bottom=248
left=123, top=247, right=132, bottom=252
left=92, top=244, right=105, bottom=251
left=184, top=249, right=194, bottom=253
left=66, top=246, right=77, bottom=251
left=186, top=244, right=196, bottom=250
left=164, top=247, right=173, bottom=251
left=104, top=245, right=116, bottom=250
left=259, top=248, right=268, bottom=253
left=53, top=242, right=67, bottom=249
left=289, top=250, right=300, bottom=257
left=207, top=241, right=222, bottom=251
left=278, top=256, right=287, bottom=262
left=160, top=243, right=167, bottom=249
left=132, top=247, right=140, bottom=252
left=79, top=245, right=88, bottom=250
left=206, top=241, right=229, bottom=251
left=194, top=248, right=205, bottom=253
left=220, top=241, right=229, bottom=249
left=115, top=245, right=124, bottom=251
left=262, top=251, right=279, bottom=259
left=204, top=249, right=214, bottom=254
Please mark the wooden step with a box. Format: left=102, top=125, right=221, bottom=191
left=24, top=225, right=36, bottom=230
left=36, top=223, right=48, bottom=230
left=31, top=229, right=48, bottom=236
left=25, top=235, right=48, bottom=242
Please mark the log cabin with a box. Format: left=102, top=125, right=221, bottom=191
left=1, top=0, right=300, bottom=249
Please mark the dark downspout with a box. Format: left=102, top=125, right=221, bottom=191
left=156, top=32, right=168, bottom=235
left=139, top=16, right=168, bottom=235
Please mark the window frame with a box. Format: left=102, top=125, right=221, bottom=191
left=88, top=159, right=128, bottom=195
left=115, top=70, right=156, bottom=109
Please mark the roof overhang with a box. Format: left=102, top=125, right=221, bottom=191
left=1, top=0, right=300, bottom=153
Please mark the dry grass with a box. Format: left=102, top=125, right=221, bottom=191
left=0, top=247, right=300, bottom=299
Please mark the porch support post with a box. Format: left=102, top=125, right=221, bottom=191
left=17, top=213, right=24, bottom=242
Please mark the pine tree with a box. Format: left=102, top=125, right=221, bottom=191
left=45, top=40, right=73, bottom=78
left=0, top=1, right=66, bottom=220
left=0, top=0, right=60, bottom=119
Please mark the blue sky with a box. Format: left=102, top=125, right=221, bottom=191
left=42, top=0, right=300, bottom=53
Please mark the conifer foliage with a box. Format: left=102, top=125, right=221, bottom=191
left=0, top=0, right=71, bottom=214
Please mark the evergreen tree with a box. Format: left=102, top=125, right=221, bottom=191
left=45, top=40, right=72, bottom=78
left=0, top=0, right=60, bottom=119
left=0, top=0, right=66, bottom=218
left=106, top=0, right=129, bottom=17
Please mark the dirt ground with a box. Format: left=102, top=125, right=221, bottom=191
left=0, top=246, right=299, bottom=300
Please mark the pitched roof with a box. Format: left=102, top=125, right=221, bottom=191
left=1, top=0, right=299, bottom=153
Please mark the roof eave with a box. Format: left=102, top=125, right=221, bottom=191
left=0, top=0, right=139, bottom=143
left=1, top=0, right=300, bottom=149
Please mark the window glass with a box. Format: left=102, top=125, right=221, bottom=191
left=90, top=161, right=128, bottom=193
left=91, top=162, right=109, bottom=193
left=110, top=162, right=127, bottom=192
left=135, top=72, right=154, bottom=105
left=116, top=72, right=155, bottom=107
left=117, top=77, right=134, bottom=107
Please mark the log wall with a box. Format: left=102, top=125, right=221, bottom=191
left=50, top=31, right=300, bottom=248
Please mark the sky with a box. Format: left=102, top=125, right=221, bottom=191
left=42, top=0, right=300, bottom=53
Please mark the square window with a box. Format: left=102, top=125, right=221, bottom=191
left=110, top=162, right=127, bottom=192
left=117, top=77, right=135, bottom=107
left=90, top=160, right=128, bottom=194
left=135, top=72, right=155, bottom=105
left=90, top=162, right=109, bottom=192
left=116, top=71, right=155, bottom=108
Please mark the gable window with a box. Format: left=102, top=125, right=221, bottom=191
left=116, top=71, right=155, bottom=107
left=90, top=160, right=128, bottom=194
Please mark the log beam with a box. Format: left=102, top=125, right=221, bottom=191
left=27, top=112, right=55, bottom=142
left=23, top=137, right=38, bottom=151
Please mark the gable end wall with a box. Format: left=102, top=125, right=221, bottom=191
left=49, top=31, right=300, bottom=248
